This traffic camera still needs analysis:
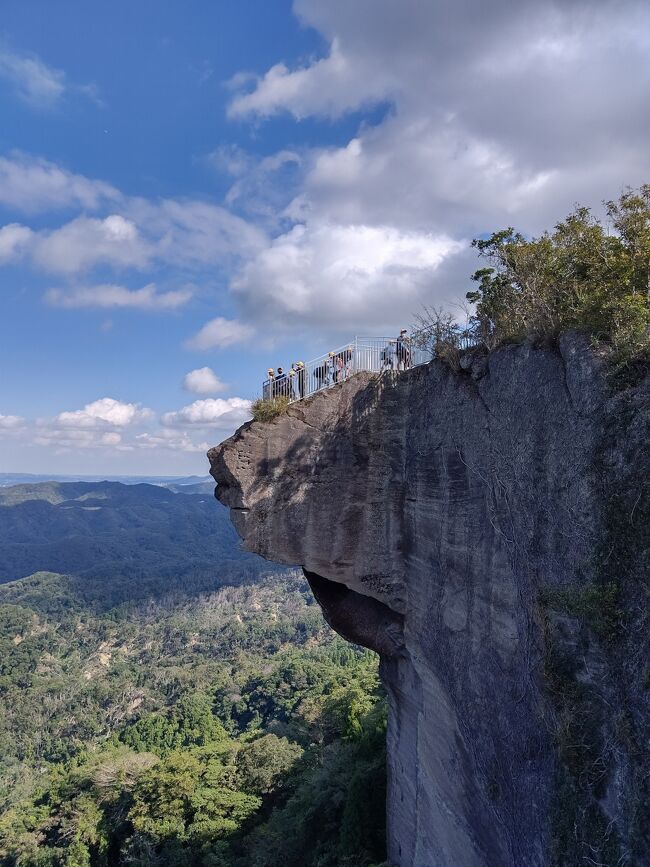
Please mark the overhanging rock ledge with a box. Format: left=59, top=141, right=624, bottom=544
left=208, top=334, right=649, bottom=867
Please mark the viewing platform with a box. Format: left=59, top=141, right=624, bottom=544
left=262, top=331, right=479, bottom=403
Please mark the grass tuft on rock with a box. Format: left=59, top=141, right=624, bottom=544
left=251, top=395, right=290, bottom=422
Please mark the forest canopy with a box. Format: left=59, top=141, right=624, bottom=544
left=0, top=568, right=387, bottom=867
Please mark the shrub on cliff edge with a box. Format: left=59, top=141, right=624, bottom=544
left=252, top=395, right=290, bottom=422
left=466, top=185, right=650, bottom=374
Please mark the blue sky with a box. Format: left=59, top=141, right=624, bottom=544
left=1, top=0, right=648, bottom=474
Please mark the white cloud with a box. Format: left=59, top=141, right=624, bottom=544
left=298, top=123, right=558, bottom=237
left=232, top=222, right=464, bottom=330
left=45, top=282, right=192, bottom=310
left=32, top=428, right=125, bottom=450
left=135, top=430, right=213, bottom=453
left=125, top=198, right=267, bottom=268
left=0, top=223, right=33, bottom=262
left=32, top=214, right=149, bottom=274
left=221, top=148, right=303, bottom=223
left=19, top=197, right=265, bottom=275
left=162, top=397, right=251, bottom=428
left=222, top=0, right=650, bottom=334
left=0, top=155, right=267, bottom=276
left=55, top=398, right=153, bottom=429
left=228, top=38, right=390, bottom=120
left=0, top=414, right=24, bottom=429
left=0, top=203, right=258, bottom=276
left=0, top=45, right=66, bottom=108
left=101, top=432, right=122, bottom=445
left=0, top=153, right=118, bottom=213
left=0, top=44, right=100, bottom=110
left=4, top=397, right=237, bottom=461
left=186, top=317, right=255, bottom=350
left=183, top=367, right=227, bottom=394
left=206, top=144, right=253, bottom=177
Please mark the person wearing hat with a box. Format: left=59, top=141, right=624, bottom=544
left=264, top=368, right=275, bottom=400
left=297, top=361, right=306, bottom=399
left=396, top=329, right=411, bottom=370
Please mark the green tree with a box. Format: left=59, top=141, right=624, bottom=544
left=237, top=734, right=303, bottom=794
left=467, top=186, right=650, bottom=367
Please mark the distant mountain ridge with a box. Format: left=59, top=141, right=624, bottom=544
left=0, top=480, right=272, bottom=589
left=0, top=472, right=211, bottom=488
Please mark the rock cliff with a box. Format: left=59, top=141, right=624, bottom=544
left=209, top=335, right=649, bottom=867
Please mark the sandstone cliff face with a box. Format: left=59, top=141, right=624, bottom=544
left=209, top=335, right=649, bottom=867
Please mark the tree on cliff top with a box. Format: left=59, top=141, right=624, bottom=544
left=467, top=185, right=650, bottom=374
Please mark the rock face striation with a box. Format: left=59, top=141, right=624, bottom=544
left=209, top=335, right=649, bottom=867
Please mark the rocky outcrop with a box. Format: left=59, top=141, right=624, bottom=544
left=209, top=335, right=649, bottom=867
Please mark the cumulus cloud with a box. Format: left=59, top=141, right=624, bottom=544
left=228, top=38, right=390, bottom=120
left=0, top=188, right=268, bottom=276
left=232, top=222, right=464, bottom=329
left=54, top=398, right=153, bottom=429
left=183, top=367, right=227, bottom=394
left=32, top=214, right=149, bottom=274
left=0, top=223, right=33, bottom=262
left=45, top=282, right=192, bottom=310
left=224, top=0, right=650, bottom=334
left=161, top=397, right=251, bottom=428
left=0, top=153, right=118, bottom=213
left=186, top=317, right=255, bottom=350
left=6, top=395, right=238, bottom=460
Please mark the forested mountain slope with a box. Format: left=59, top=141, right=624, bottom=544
left=0, top=481, right=271, bottom=589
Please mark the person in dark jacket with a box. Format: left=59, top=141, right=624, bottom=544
left=275, top=366, right=287, bottom=397
left=396, top=329, right=411, bottom=370
left=314, top=362, right=328, bottom=390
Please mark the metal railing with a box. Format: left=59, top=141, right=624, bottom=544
left=261, top=330, right=480, bottom=403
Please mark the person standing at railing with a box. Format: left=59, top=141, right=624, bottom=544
left=327, top=351, right=338, bottom=384
left=275, top=366, right=288, bottom=397
left=396, top=329, right=412, bottom=370
left=289, top=363, right=299, bottom=399
left=314, top=361, right=328, bottom=391
left=297, top=361, right=306, bottom=398
left=341, top=346, right=353, bottom=380
left=264, top=369, right=275, bottom=399
left=381, top=340, right=396, bottom=371
left=333, top=353, right=343, bottom=383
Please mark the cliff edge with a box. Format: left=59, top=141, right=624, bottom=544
left=209, top=335, right=649, bottom=867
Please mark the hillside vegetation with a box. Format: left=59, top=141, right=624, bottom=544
left=0, top=484, right=387, bottom=867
